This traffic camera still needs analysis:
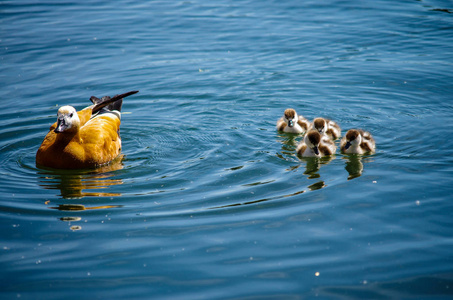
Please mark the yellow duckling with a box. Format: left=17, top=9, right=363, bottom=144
left=36, top=91, right=138, bottom=169
left=340, top=129, right=375, bottom=154
left=276, top=108, right=310, bottom=134
left=296, top=129, right=336, bottom=157
left=310, top=117, right=341, bottom=140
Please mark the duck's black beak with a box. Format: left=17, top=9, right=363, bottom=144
left=54, top=118, right=68, bottom=133
left=345, top=141, right=351, bottom=150
left=288, top=120, right=294, bottom=127
left=313, top=146, right=319, bottom=155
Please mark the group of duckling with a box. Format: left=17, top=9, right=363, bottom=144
left=276, top=108, right=375, bottom=157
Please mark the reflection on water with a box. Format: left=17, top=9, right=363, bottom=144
left=60, top=215, right=83, bottom=231
left=308, top=181, right=326, bottom=191
left=276, top=132, right=301, bottom=158
left=343, top=155, right=364, bottom=180
left=37, top=158, right=125, bottom=230
left=47, top=204, right=121, bottom=231
left=37, top=157, right=124, bottom=198
left=60, top=216, right=82, bottom=221
left=51, top=204, right=122, bottom=211
left=38, top=159, right=126, bottom=230
left=342, top=154, right=375, bottom=180
left=298, top=156, right=335, bottom=180
left=209, top=189, right=306, bottom=210
left=48, top=202, right=122, bottom=232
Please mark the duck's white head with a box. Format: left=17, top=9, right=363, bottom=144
left=54, top=106, right=80, bottom=133
left=344, top=129, right=362, bottom=150
left=283, top=108, right=298, bottom=128
left=313, top=118, right=327, bottom=135
left=304, top=129, right=321, bottom=155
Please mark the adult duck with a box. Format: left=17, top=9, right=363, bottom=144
left=36, top=90, right=138, bottom=169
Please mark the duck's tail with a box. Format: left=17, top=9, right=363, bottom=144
left=90, top=90, right=139, bottom=114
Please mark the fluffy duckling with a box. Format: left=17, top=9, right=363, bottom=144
left=296, top=129, right=337, bottom=157
left=340, top=129, right=375, bottom=154
left=276, top=108, right=310, bottom=134
left=36, top=90, right=139, bottom=169
left=310, top=117, right=341, bottom=140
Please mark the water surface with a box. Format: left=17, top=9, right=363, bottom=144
left=1, top=0, right=453, bottom=299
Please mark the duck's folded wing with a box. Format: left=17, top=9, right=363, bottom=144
left=80, top=114, right=122, bottom=164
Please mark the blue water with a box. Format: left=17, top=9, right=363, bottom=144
left=1, top=0, right=453, bottom=298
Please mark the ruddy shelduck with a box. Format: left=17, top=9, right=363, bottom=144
left=340, top=129, right=375, bottom=154
left=296, top=129, right=336, bottom=157
left=36, top=91, right=139, bottom=169
left=310, top=117, right=341, bottom=140
left=276, top=108, right=310, bottom=134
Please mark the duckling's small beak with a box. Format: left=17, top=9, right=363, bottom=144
left=344, top=141, right=351, bottom=150
left=288, top=120, right=294, bottom=127
left=54, top=118, right=68, bottom=133
left=313, top=146, right=319, bottom=155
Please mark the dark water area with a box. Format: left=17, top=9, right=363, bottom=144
left=1, top=0, right=453, bottom=299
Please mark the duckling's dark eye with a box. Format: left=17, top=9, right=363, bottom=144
left=69, top=113, right=73, bottom=118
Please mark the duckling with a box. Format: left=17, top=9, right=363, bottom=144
left=296, top=129, right=336, bottom=157
left=276, top=108, right=310, bottom=134
left=36, top=90, right=138, bottom=169
left=310, top=117, right=341, bottom=140
left=340, top=129, right=375, bottom=154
